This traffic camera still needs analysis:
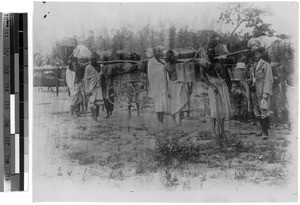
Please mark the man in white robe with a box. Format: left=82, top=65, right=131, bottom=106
left=147, top=47, right=169, bottom=124
left=165, top=50, right=189, bottom=126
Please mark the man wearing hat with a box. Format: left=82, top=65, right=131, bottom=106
left=84, top=52, right=104, bottom=122
left=200, top=47, right=231, bottom=139
left=147, top=46, right=169, bottom=124
left=250, top=46, right=274, bottom=138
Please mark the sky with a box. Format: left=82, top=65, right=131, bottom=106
left=33, top=1, right=298, bottom=55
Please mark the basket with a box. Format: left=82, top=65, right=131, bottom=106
left=228, top=68, right=246, bottom=81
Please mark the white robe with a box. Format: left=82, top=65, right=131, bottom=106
left=66, top=68, right=83, bottom=106
left=84, top=64, right=103, bottom=106
left=147, top=57, right=169, bottom=112
left=168, top=63, right=189, bottom=115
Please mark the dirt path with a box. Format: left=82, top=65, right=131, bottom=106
left=32, top=87, right=298, bottom=202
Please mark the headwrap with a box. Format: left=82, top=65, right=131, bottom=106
left=90, top=51, right=100, bottom=60
left=153, top=46, right=163, bottom=53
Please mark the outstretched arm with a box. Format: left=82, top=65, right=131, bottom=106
left=200, top=65, right=218, bottom=94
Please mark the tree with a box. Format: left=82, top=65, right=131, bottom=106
left=252, top=23, right=274, bottom=37
left=168, top=26, right=176, bottom=49
left=95, top=35, right=111, bottom=51
left=177, top=27, right=189, bottom=48
left=218, top=3, right=267, bottom=49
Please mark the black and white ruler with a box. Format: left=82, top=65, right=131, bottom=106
left=0, top=12, right=28, bottom=192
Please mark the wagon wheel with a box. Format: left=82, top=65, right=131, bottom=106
left=116, top=82, right=136, bottom=106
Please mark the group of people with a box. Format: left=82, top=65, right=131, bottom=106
left=66, top=41, right=295, bottom=142
left=67, top=52, right=114, bottom=122
left=147, top=44, right=283, bottom=141
left=147, top=46, right=231, bottom=138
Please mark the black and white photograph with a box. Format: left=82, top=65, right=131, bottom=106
left=32, top=1, right=298, bottom=202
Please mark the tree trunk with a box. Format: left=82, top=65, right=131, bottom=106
left=226, top=20, right=245, bottom=51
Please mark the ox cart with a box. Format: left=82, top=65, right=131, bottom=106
left=101, top=60, right=148, bottom=106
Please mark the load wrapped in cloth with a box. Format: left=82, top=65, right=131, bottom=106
left=73, top=45, right=92, bottom=61
left=102, top=62, right=140, bottom=77
left=97, top=51, right=113, bottom=61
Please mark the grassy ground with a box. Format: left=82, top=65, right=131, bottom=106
left=32, top=86, right=297, bottom=202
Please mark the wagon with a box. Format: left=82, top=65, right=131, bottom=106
left=33, top=66, right=68, bottom=96
left=102, top=60, right=148, bottom=106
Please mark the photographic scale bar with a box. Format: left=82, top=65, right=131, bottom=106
left=1, top=13, right=28, bottom=192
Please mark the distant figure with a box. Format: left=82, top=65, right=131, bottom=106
left=147, top=46, right=169, bottom=124
left=102, top=70, right=116, bottom=119
left=84, top=52, right=104, bottom=122
left=200, top=47, right=231, bottom=139
left=102, top=75, right=114, bottom=118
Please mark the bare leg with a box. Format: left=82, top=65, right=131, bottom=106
left=94, top=106, right=98, bottom=122
left=216, top=119, right=221, bottom=136
left=105, top=109, right=110, bottom=118
left=70, top=105, right=74, bottom=116
left=186, top=110, right=192, bottom=119
left=136, top=102, right=141, bottom=117
left=80, top=102, right=84, bottom=114
left=85, top=97, right=89, bottom=113
left=161, top=112, right=164, bottom=124
left=75, top=104, right=80, bottom=117
left=91, top=106, right=98, bottom=122
left=171, top=114, right=177, bottom=126
left=179, top=111, right=184, bottom=126
left=220, top=118, right=225, bottom=135
left=288, top=123, right=292, bottom=131
left=211, top=118, right=216, bottom=137
left=95, top=105, right=100, bottom=117
left=156, top=112, right=161, bottom=122
left=128, top=104, right=132, bottom=117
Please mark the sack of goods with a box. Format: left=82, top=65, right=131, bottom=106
left=247, top=36, right=280, bottom=50
left=116, top=50, right=141, bottom=61
left=98, top=50, right=113, bottom=61
left=73, top=45, right=92, bottom=61
left=268, top=39, right=293, bottom=62
left=103, top=63, right=139, bottom=76
left=247, top=36, right=294, bottom=62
